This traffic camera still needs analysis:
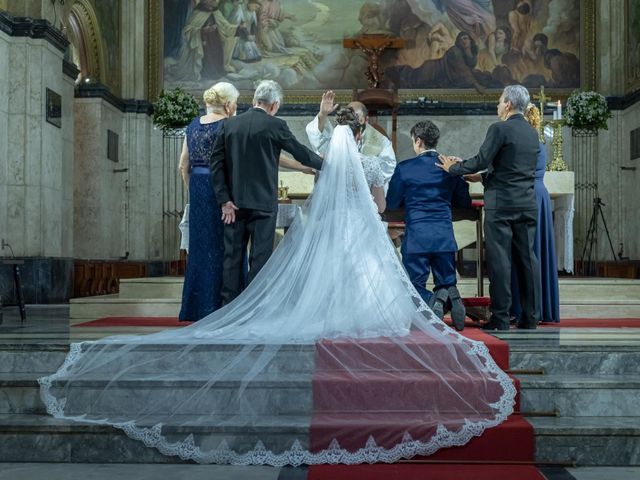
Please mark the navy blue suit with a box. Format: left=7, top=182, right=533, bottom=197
left=386, top=151, right=472, bottom=302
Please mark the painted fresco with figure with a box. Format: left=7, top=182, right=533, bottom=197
left=162, top=0, right=581, bottom=92
left=628, top=0, right=640, bottom=92
left=90, top=0, right=121, bottom=94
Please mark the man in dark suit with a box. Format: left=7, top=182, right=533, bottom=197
left=386, top=120, right=472, bottom=331
left=210, top=80, right=323, bottom=305
left=437, top=85, right=541, bottom=330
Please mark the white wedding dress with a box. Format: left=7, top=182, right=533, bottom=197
left=39, top=126, right=515, bottom=466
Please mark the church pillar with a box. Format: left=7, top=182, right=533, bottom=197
left=119, top=0, right=163, bottom=261
left=0, top=12, right=75, bottom=302
left=591, top=0, right=627, bottom=261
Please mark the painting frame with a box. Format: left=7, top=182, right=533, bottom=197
left=626, top=0, right=640, bottom=93
left=45, top=88, right=62, bottom=128
left=147, top=0, right=596, bottom=104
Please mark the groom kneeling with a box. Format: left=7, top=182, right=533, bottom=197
left=386, top=121, right=471, bottom=331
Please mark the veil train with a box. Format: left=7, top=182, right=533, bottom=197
left=39, top=126, right=515, bottom=465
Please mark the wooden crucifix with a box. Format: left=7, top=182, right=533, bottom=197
left=343, top=34, right=404, bottom=88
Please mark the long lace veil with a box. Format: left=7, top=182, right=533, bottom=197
left=39, top=125, right=515, bottom=465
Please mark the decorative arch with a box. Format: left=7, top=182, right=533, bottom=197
left=67, top=0, right=107, bottom=85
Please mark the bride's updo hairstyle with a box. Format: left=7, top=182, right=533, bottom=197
left=335, top=106, right=363, bottom=137
left=203, top=82, right=239, bottom=111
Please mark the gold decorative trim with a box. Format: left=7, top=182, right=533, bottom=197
left=147, top=0, right=161, bottom=101
left=582, top=0, right=597, bottom=91
left=69, top=0, right=106, bottom=86
left=626, top=0, right=640, bottom=93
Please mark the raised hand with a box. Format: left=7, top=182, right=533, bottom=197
left=319, top=90, right=339, bottom=118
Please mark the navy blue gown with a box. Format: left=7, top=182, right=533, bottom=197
left=511, top=144, right=560, bottom=323
left=179, top=118, right=224, bottom=321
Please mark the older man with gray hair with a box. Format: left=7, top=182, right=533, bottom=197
left=211, top=80, right=323, bottom=304
left=305, top=91, right=396, bottom=190
left=437, top=84, right=541, bottom=330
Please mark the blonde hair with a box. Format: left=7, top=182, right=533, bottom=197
left=203, top=82, right=239, bottom=108
left=525, top=102, right=541, bottom=130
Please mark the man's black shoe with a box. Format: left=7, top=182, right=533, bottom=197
left=448, top=286, right=465, bottom=331
left=516, top=322, right=537, bottom=330
left=482, top=320, right=510, bottom=331
left=430, top=288, right=449, bottom=320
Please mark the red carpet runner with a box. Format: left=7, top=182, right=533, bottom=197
left=309, top=329, right=539, bottom=479
left=75, top=315, right=638, bottom=478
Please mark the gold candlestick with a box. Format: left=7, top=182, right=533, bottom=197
left=533, top=85, right=551, bottom=144
left=544, top=119, right=568, bottom=171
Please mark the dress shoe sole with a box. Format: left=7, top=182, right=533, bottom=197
left=450, top=301, right=466, bottom=331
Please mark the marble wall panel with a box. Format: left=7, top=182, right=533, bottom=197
left=73, top=98, right=130, bottom=259
left=23, top=185, right=42, bottom=254
left=0, top=32, right=9, bottom=115
left=620, top=102, right=640, bottom=259
left=25, top=113, right=42, bottom=187
left=7, top=39, right=27, bottom=115
left=7, top=113, right=25, bottom=185
left=6, top=185, right=25, bottom=255
left=41, top=187, right=63, bottom=257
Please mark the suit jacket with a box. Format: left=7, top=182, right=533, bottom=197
left=449, top=114, right=539, bottom=211
left=210, top=107, right=323, bottom=212
left=386, top=151, right=472, bottom=254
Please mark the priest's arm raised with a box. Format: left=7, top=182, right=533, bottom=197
left=305, top=90, right=339, bottom=155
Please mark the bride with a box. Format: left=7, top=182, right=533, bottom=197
left=39, top=107, right=515, bottom=466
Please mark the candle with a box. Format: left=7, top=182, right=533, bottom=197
left=557, top=100, right=562, bottom=119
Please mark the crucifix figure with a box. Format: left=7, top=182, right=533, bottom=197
left=533, top=85, right=551, bottom=116
left=343, top=35, right=404, bottom=88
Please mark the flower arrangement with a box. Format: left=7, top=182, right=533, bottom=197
left=564, top=90, right=612, bottom=131
left=152, top=87, right=199, bottom=130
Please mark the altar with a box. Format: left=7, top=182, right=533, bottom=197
left=278, top=170, right=575, bottom=273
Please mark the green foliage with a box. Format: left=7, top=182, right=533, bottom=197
left=564, top=90, right=612, bottom=131
left=152, top=87, right=200, bottom=130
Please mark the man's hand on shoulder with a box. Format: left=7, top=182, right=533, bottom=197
left=436, top=154, right=462, bottom=173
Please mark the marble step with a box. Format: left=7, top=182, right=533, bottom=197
left=69, top=295, right=180, bottom=319
left=0, top=343, right=69, bottom=374
left=519, top=374, right=640, bottom=417
left=530, top=416, right=640, bottom=466
left=69, top=297, right=640, bottom=321
left=0, top=412, right=638, bottom=465
left=1, top=370, right=507, bottom=416
left=119, top=277, right=184, bottom=299
left=509, top=344, right=640, bottom=375
left=117, top=277, right=640, bottom=302
left=0, top=413, right=310, bottom=463
left=441, top=278, right=640, bottom=302
left=1, top=372, right=314, bottom=416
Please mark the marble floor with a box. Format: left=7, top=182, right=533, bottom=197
left=0, top=463, right=639, bottom=480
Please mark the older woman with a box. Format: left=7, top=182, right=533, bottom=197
left=179, top=82, right=314, bottom=321
left=178, top=82, right=239, bottom=321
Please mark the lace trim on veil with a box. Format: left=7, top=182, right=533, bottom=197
left=38, top=125, right=516, bottom=465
